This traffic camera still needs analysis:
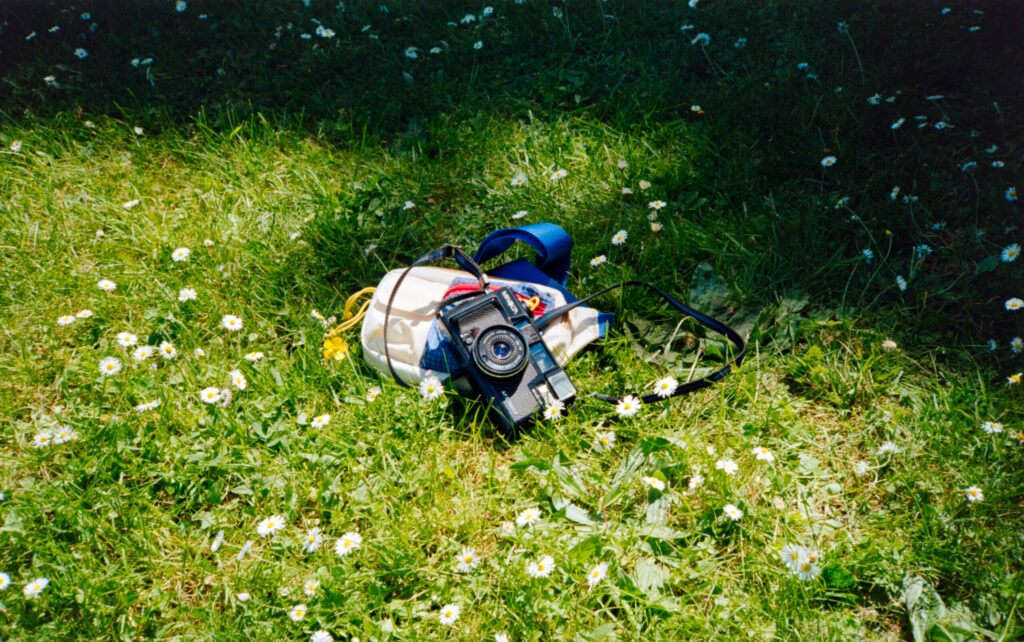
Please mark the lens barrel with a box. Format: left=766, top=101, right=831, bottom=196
left=472, top=326, right=528, bottom=378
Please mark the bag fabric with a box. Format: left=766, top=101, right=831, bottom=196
left=361, top=266, right=602, bottom=384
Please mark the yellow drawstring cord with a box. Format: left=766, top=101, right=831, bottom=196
left=323, top=287, right=375, bottom=361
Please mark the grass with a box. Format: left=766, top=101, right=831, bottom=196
left=1, top=0, right=1023, bottom=639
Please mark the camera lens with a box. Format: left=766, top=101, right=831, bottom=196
left=473, top=326, right=528, bottom=378
left=492, top=340, right=512, bottom=359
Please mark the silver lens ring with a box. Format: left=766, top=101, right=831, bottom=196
left=472, top=326, right=528, bottom=378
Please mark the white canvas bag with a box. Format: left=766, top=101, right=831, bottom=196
left=361, top=266, right=602, bottom=385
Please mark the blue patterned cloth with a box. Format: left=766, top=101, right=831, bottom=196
left=419, top=277, right=556, bottom=377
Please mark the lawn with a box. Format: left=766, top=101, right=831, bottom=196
left=1, top=1, right=1022, bottom=640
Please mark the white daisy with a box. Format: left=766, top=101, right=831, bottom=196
left=1002, top=244, right=1020, bottom=262
left=52, top=426, right=76, bottom=444
left=199, top=387, right=222, bottom=404
left=98, top=356, right=122, bottom=376
left=615, top=394, right=641, bottom=417
left=621, top=187, right=633, bottom=195
left=715, top=458, right=738, bottom=475
left=877, top=441, right=900, bottom=455
left=419, top=375, right=444, bottom=400
left=550, top=169, right=568, bottom=181
left=244, top=351, right=264, bottom=362
left=288, top=604, right=308, bottom=621
left=134, top=399, right=160, bottom=413
left=648, top=200, right=666, bottom=210
left=132, top=345, right=155, bottom=361
left=796, top=559, right=821, bottom=581
left=303, top=579, right=319, bottom=596
left=366, top=386, right=381, bottom=402
left=499, top=521, right=515, bottom=536
left=311, top=632, right=333, bottom=642
left=779, top=544, right=805, bottom=571
left=76, top=309, right=93, bottom=319
left=221, top=314, right=243, bottom=331
left=688, top=473, right=704, bottom=490
left=611, top=230, right=628, bottom=245
left=527, top=555, right=555, bottom=578
left=178, top=287, right=197, bottom=302
left=981, top=421, right=1003, bottom=434
left=32, top=431, right=53, bottom=448
left=97, top=278, right=116, bottom=291
left=116, top=332, right=138, bottom=347
left=515, top=507, right=541, bottom=528
left=820, top=155, right=837, bottom=167
left=542, top=400, right=564, bottom=421
left=194, top=347, right=206, bottom=358
left=587, top=562, right=608, bottom=587
left=158, top=341, right=177, bottom=360
left=302, top=528, right=323, bottom=553
left=23, top=577, right=49, bottom=599
left=455, top=546, right=480, bottom=572
left=311, top=413, right=330, bottom=428
left=256, top=515, right=285, bottom=537
left=593, top=430, right=616, bottom=451
left=439, top=603, right=460, bottom=626
left=236, top=540, right=253, bottom=561
left=203, top=238, right=215, bottom=247
left=210, top=530, right=225, bottom=552
left=0, top=572, right=10, bottom=590
left=965, top=485, right=983, bottom=502
left=236, top=591, right=250, bottom=601
left=510, top=173, right=528, bottom=186
left=229, top=370, right=247, bottom=390
left=752, top=446, right=775, bottom=462
left=57, top=315, right=76, bottom=326
left=335, top=531, right=362, bottom=556
left=881, top=339, right=898, bottom=351
left=639, top=180, right=651, bottom=190
left=589, top=255, right=607, bottom=267
left=123, top=199, right=140, bottom=210
left=641, top=475, right=666, bottom=491
left=1005, top=298, right=1023, bottom=311
left=653, top=376, right=678, bottom=398
left=723, top=504, right=743, bottom=521
left=651, top=221, right=663, bottom=232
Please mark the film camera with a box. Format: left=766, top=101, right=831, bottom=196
left=438, top=286, right=576, bottom=432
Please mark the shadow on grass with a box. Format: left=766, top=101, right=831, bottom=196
left=3, top=0, right=1023, bottom=352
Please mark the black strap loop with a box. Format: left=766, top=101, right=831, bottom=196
left=383, top=245, right=489, bottom=387
left=532, top=280, right=745, bottom=405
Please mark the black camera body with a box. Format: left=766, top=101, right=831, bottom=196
left=438, top=287, right=576, bottom=432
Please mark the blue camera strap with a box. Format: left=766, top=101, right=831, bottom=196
left=473, top=223, right=613, bottom=337
left=473, top=222, right=573, bottom=285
